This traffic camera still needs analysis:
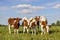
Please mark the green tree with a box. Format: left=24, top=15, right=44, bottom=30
left=51, top=23, right=56, bottom=26
left=56, top=20, right=60, bottom=26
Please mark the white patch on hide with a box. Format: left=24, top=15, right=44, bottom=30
left=12, top=25, right=14, bottom=28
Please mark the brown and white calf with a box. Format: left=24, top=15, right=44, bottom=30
left=8, top=17, right=22, bottom=34
left=22, top=17, right=29, bottom=33
left=40, top=16, right=49, bottom=35
left=29, top=17, right=37, bottom=34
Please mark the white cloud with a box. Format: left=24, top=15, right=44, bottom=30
left=12, top=4, right=31, bottom=8
left=12, top=4, right=45, bottom=14
left=52, top=4, right=60, bottom=8
left=30, top=6, right=45, bottom=10
left=17, top=9, right=33, bottom=14
left=12, top=4, right=45, bottom=9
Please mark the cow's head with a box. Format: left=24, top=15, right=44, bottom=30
left=14, top=17, right=22, bottom=24
left=35, top=16, right=40, bottom=21
left=16, top=17, right=22, bottom=21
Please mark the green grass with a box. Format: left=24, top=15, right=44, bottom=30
left=0, top=26, right=60, bottom=40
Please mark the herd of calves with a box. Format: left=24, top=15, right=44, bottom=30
left=8, top=16, right=49, bottom=35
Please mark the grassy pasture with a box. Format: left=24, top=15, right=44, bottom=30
left=0, top=26, right=60, bottom=40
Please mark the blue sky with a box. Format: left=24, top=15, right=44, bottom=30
left=0, top=0, right=60, bottom=25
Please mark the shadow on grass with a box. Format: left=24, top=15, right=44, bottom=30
left=49, top=30, right=60, bottom=34
left=19, top=31, right=23, bottom=33
left=18, top=30, right=42, bottom=35
left=11, top=29, right=60, bottom=35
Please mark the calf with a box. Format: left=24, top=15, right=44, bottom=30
left=22, top=17, right=29, bottom=33
left=40, top=16, right=49, bottom=35
left=29, top=17, right=37, bottom=34
left=8, top=17, right=21, bottom=34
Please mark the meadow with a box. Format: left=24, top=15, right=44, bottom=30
left=0, top=25, right=60, bottom=40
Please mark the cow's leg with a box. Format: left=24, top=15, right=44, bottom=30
left=14, top=29, right=16, bottom=34
left=37, top=21, right=39, bottom=32
left=46, top=25, right=49, bottom=33
left=8, top=24, right=11, bottom=34
left=23, top=26, right=26, bottom=33
left=41, top=25, right=44, bottom=35
left=37, top=25, right=39, bottom=32
left=27, top=28, right=29, bottom=33
left=31, top=27, right=33, bottom=34
left=32, top=29, right=33, bottom=34
left=25, top=26, right=29, bottom=33
left=44, top=28, right=47, bottom=34
left=17, top=29, right=19, bottom=34
left=31, top=27, right=36, bottom=34
left=34, top=27, right=36, bottom=34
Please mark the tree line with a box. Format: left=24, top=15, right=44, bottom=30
left=0, top=20, right=60, bottom=26
left=51, top=20, right=60, bottom=26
